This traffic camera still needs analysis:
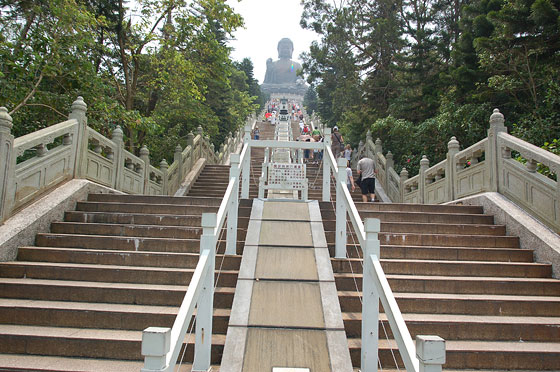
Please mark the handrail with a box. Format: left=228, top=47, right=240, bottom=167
left=141, top=143, right=247, bottom=372
left=324, top=145, right=439, bottom=372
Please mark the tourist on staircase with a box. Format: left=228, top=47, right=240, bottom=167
left=331, top=126, right=344, bottom=158
left=357, top=155, right=377, bottom=202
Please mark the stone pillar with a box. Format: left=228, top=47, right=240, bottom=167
left=140, top=145, right=150, bottom=194
left=69, top=97, right=88, bottom=178
left=419, top=155, right=429, bottom=204
left=0, top=107, right=14, bottom=221
left=197, top=126, right=203, bottom=158
left=374, top=138, right=382, bottom=157
left=386, top=151, right=394, bottom=191
left=400, top=168, right=409, bottom=203
left=487, top=109, right=507, bottom=192
left=159, top=159, right=169, bottom=195
left=446, top=137, right=460, bottom=202
left=111, top=126, right=124, bottom=190
left=174, top=145, right=183, bottom=185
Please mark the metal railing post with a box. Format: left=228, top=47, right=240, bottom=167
left=416, top=336, right=445, bottom=372
left=226, top=154, right=240, bottom=255
left=335, top=157, right=347, bottom=258
left=362, top=218, right=381, bottom=372
left=322, top=128, right=332, bottom=202
left=242, top=137, right=251, bottom=199
left=192, top=213, right=216, bottom=371
left=141, top=327, right=171, bottom=372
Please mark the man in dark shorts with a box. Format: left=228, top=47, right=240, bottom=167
left=357, top=156, right=377, bottom=202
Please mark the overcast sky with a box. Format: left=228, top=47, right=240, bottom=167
left=226, top=0, right=319, bottom=84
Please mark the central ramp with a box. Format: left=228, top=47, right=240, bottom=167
left=221, top=199, right=352, bottom=372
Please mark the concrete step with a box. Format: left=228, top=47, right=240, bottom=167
left=338, top=291, right=560, bottom=316
left=0, top=324, right=225, bottom=363
left=342, top=312, right=560, bottom=342
left=0, top=261, right=239, bottom=286
left=321, top=209, right=494, bottom=224
left=323, top=221, right=506, bottom=236
left=335, top=274, right=560, bottom=295
left=331, top=244, right=533, bottom=262
left=0, top=353, right=144, bottom=371
left=87, top=194, right=225, bottom=206
left=331, top=258, right=551, bottom=277
left=347, top=338, right=560, bottom=370
left=0, top=278, right=235, bottom=307
left=321, top=201, right=484, bottom=214
left=17, top=247, right=241, bottom=270
left=65, top=211, right=249, bottom=229
left=35, top=233, right=245, bottom=253
left=75, top=201, right=219, bottom=215
left=0, top=298, right=231, bottom=333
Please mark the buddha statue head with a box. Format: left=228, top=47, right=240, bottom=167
left=277, top=38, right=294, bottom=60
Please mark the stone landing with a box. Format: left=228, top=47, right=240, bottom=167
left=220, top=200, right=352, bottom=372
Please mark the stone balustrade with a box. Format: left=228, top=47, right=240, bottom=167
left=357, top=108, right=560, bottom=233
left=0, top=97, right=249, bottom=222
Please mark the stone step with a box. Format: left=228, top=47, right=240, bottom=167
left=0, top=261, right=239, bottom=286
left=342, top=312, right=560, bottom=342
left=330, top=244, right=532, bottom=261
left=331, top=258, right=551, bottom=277
left=338, top=291, right=560, bottom=316
left=347, top=338, right=560, bottom=370
left=65, top=211, right=250, bottom=229
left=321, top=201, right=484, bottom=214
left=0, top=324, right=225, bottom=363
left=0, top=278, right=235, bottom=307
left=335, top=274, right=560, bottom=295
left=0, top=354, right=144, bottom=371
left=17, top=247, right=241, bottom=270
left=324, top=221, right=506, bottom=236
left=75, top=201, right=219, bottom=215
left=35, top=233, right=245, bottom=253
left=87, top=194, right=226, bottom=206
left=49, top=222, right=248, bottom=241
left=0, top=298, right=230, bottom=333
left=321, top=209, right=494, bottom=224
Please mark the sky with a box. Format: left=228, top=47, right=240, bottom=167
left=226, top=0, right=320, bottom=84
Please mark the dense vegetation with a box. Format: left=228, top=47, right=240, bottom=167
left=0, top=0, right=266, bottom=163
left=300, top=0, right=560, bottom=174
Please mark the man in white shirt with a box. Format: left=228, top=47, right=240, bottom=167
left=357, top=156, right=377, bottom=202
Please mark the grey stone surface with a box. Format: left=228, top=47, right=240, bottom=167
left=238, top=245, right=258, bottom=280
left=173, top=158, right=206, bottom=196
left=255, top=247, right=318, bottom=280
left=310, top=221, right=328, bottom=248
left=326, top=330, right=354, bottom=372
left=320, top=281, right=345, bottom=330
left=262, top=201, right=309, bottom=221
left=0, top=179, right=121, bottom=261
left=249, top=199, right=264, bottom=221
left=228, top=279, right=253, bottom=327
left=315, top=248, right=334, bottom=282
left=308, top=200, right=322, bottom=222
left=259, top=221, right=312, bottom=247
left=220, top=326, right=247, bottom=372
left=449, top=192, right=560, bottom=277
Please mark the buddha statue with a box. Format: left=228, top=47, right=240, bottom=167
left=263, top=38, right=303, bottom=85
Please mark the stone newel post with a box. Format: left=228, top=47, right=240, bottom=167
left=0, top=107, right=14, bottom=221
left=400, top=168, right=409, bottom=203
left=140, top=145, right=150, bottom=194
left=111, top=126, right=124, bottom=190
left=174, top=145, right=183, bottom=184
left=446, top=136, right=460, bottom=202
left=386, top=151, right=394, bottom=191
left=159, top=159, right=169, bottom=195
left=419, top=155, right=430, bottom=204
left=488, top=109, right=507, bottom=192
left=69, top=97, right=88, bottom=178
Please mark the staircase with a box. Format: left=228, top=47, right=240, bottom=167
left=0, top=121, right=274, bottom=370
left=0, top=118, right=559, bottom=370
left=320, top=199, right=560, bottom=370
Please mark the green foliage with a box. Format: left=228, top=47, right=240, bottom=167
left=1, top=0, right=256, bottom=164
left=301, top=0, right=560, bottom=178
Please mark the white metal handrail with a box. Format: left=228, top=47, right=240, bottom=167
left=141, top=144, right=248, bottom=372
left=324, top=146, right=444, bottom=372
